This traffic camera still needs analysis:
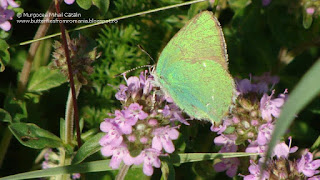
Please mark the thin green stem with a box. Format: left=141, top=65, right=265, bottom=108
left=17, top=0, right=206, bottom=47
left=115, top=165, right=130, bottom=180
left=65, top=83, right=82, bottom=145
left=56, top=147, right=69, bottom=180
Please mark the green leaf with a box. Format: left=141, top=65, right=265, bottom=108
left=92, top=0, right=110, bottom=15
left=0, top=39, right=10, bottom=72
left=76, top=0, right=92, bottom=10
left=0, top=159, right=112, bottom=180
left=311, top=136, right=320, bottom=151
left=4, top=96, right=27, bottom=123
left=266, top=59, right=320, bottom=163
left=9, top=123, right=63, bottom=149
left=72, top=132, right=104, bottom=164
left=0, top=108, right=12, bottom=123
left=60, top=118, right=65, bottom=142
left=27, top=67, right=67, bottom=93
left=0, top=152, right=259, bottom=180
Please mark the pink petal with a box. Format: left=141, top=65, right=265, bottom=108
left=100, top=121, right=113, bottom=132
left=101, top=145, right=113, bottom=157
left=64, top=0, right=75, bottom=5
left=168, top=128, right=179, bottom=140
left=0, top=21, right=11, bottom=31
left=214, top=162, right=227, bottom=172
left=152, top=136, right=163, bottom=151
left=143, top=163, right=154, bottom=176
left=226, top=166, right=237, bottom=177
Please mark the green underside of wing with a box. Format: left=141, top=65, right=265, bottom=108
left=158, top=59, right=235, bottom=123
left=156, top=11, right=234, bottom=123
left=157, top=11, right=228, bottom=77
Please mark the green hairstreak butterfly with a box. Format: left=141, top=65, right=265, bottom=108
left=153, top=11, right=235, bottom=124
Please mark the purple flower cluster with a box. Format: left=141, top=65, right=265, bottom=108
left=0, top=0, right=19, bottom=31
left=213, top=73, right=284, bottom=177
left=41, top=148, right=80, bottom=179
left=100, top=71, right=186, bottom=176
left=212, top=73, right=320, bottom=179
left=243, top=138, right=320, bottom=180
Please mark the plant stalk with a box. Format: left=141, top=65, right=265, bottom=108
left=116, top=165, right=130, bottom=180
left=54, top=0, right=82, bottom=147
left=65, top=82, right=82, bottom=145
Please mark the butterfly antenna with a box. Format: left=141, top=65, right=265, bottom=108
left=113, top=65, right=153, bottom=78
left=138, top=44, right=155, bottom=64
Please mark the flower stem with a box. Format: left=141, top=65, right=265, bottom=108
left=54, top=0, right=82, bottom=147
left=56, top=147, right=71, bottom=180
left=65, top=82, right=82, bottom=145
left=116, top=165, right=130, bottom=180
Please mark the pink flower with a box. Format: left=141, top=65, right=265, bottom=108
left=134, top=149, right=161, bottom=176
left=101, top=145, right=134, bottom=169
left=72, top=173, right=80, bottom=179
left=260, top=90, right=285, bottom=121
left=115, top=84, right=128, bottom=101
left=246, top=140, right=267, bottom=154
left=99, top=121, right=123, bottom=147
left=214, top=134, right=237, bottom=146
left=124, top=103, right=148, bottom=121
left=214, top=157, right=240, bottom=177
left=113, top=110, right=136, bottom=134
left=64, top=0, right=75, bottom=5
left=273, top=137, right=298, bottom=159
left=236, top=78, right=252, bottom=94
left=139, top=70, right=153, bottom=95
left=162, top=104, right=188, bottom=125
left=210, top=117, right=234, bottom=134
left=0, top=0, right=19, bottom=8
left=152, top=126, right=179, bottom=153
left=257, top=123, right=274, bottom=145
left=126, top=76, right=140, bottom=98
left=0, top=7, right=14, bottom=31
left=243, top=160, right=270, bottom=180
left=297, top=149, right=320, bottom=177
left=306, top=7, right=315, bottom=15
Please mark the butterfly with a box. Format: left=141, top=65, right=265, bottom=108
left=152, top=11, right=235, bottom=124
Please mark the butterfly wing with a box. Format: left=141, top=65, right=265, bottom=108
left=158, top=59, right=234, bottom=123
left=156, top=11, right=229, bottom=77
left=156, top=11, right=235, bottom=123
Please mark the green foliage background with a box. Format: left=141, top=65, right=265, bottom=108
left=0, top=0, right=319, bottom=179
